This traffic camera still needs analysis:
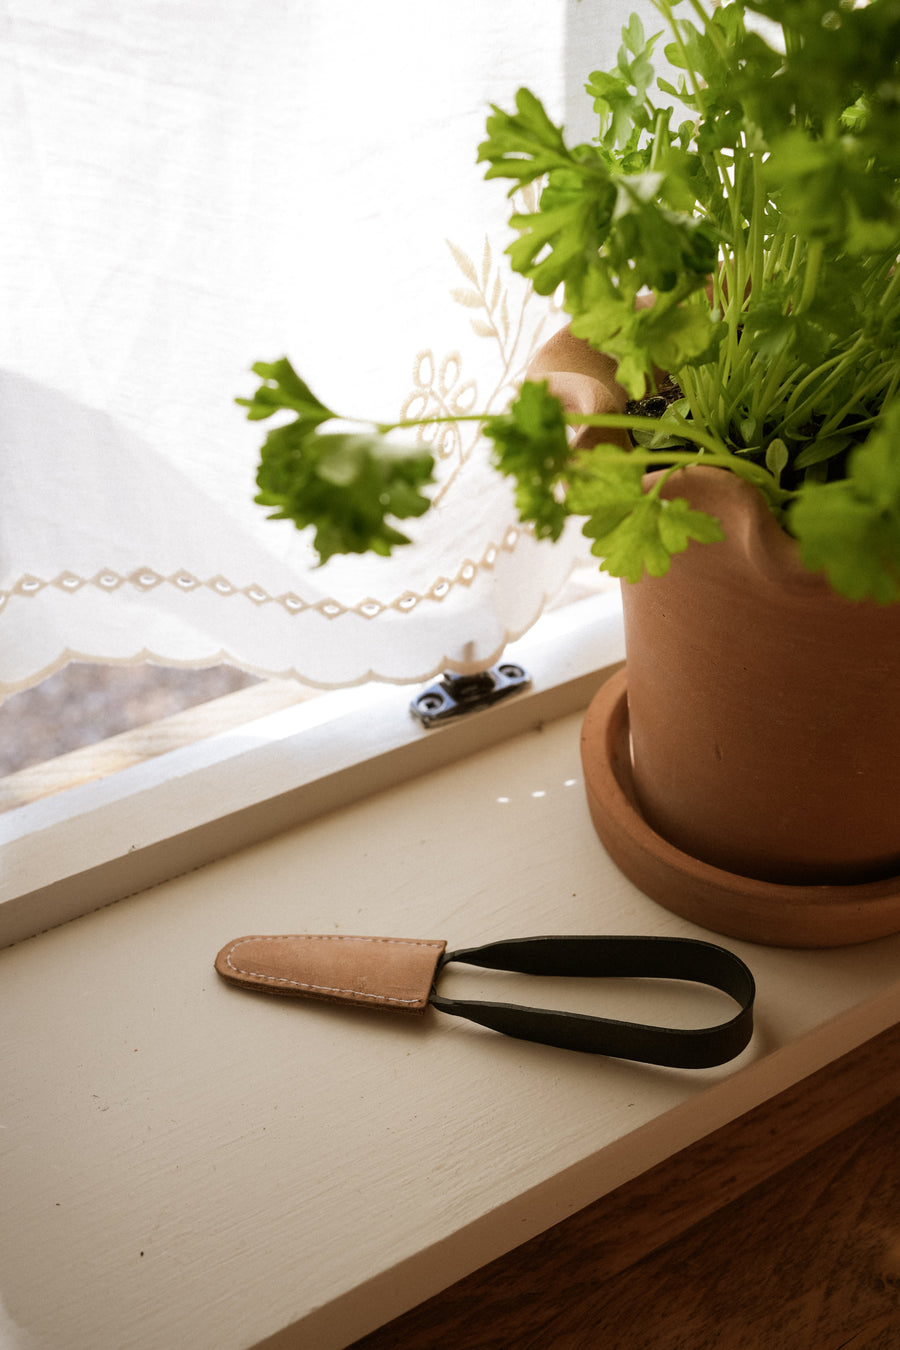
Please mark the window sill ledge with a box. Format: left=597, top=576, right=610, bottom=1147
left=1, top=591, right=625, bottom=948
left=2, top=587, right=899, bottom=1350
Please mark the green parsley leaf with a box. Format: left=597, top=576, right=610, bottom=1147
left=507, top=167, right=615, bottom=297
left=567, top=458, right=724, bottom=583
left=237, top=357, right=336, bottom=426
left=638, top=299, right=723, bottom=372
left=243, top=361, right=435, bottom=563
left=586, top=13, right=661, bottom=151
left=478, top=89, right=573, bottom=188
left=765, top=438, right=789, bottom=485
left=484, top=380, right=571, bottom=541
left=607, top=172, right=719, bottom=292
left=788, top=400, right=900, bottom=602
left=567, top=272, right=649, bottom=398
left=255, top=426, right=435, bottom=564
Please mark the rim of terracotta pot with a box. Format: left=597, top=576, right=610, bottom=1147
left=582, top=668, right=900, bottom=950
left=643, top=462, right=853, bottom=601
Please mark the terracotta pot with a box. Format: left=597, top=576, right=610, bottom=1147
left=531, top=327, right=900, bottom=946
left=618, top=464, right=900, bottom=887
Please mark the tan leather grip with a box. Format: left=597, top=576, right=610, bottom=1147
left=214, top=934, right=446, bottom=1012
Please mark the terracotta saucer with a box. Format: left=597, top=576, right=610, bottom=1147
left=581, top=668, right=900, bottom=949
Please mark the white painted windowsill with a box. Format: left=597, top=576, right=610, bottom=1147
left=2, top=589, right=899, bottom=1350
left=1, top=591, right=626, bottom=948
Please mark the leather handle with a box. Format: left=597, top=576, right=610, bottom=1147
left=429, top=936, right=755, bottom=1068
left=215, top=934, right=446, bottom=1011
left=214, top=932, right=755, bottom=1068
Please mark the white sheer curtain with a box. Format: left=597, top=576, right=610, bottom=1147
left=0, top=0, right=635, bottom=694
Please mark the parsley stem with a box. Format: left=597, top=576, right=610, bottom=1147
left=754, top=348, right=795, bottom=427
left=376, top=413, right=489, bottom=434
left=566, top=410, right=727, bottom=456
left=648, top=109, right=667, bottom=173
left=818, top=361, right=898, bottom=440
left=880, top=264, right=900, bottom=316
left=749, top=156, right=766, bottom=295
left=783, top=230, right=804, bottom=286
left=780, top=340, right=865, bottom=430
left=768, top=219, right=795, bottom=284
left=797, top=239, right=823, bottom=314
left=686, top=0, right=725, bottom=58
left=378, top=405, right=778, bottom=498
left=652, top=0, right=704, bottom=105
left=579, top=443, right=788, bottom=506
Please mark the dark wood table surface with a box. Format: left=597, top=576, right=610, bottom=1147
left=353, top=1023, right=900, bottom=1349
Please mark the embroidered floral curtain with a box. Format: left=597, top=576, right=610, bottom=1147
left=0, top=0, right=633, bottom=694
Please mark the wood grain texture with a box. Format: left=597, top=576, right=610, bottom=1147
left=521, top=1098, right=900, bottom=1350
left=351, top=1024, right=900, bottom=1349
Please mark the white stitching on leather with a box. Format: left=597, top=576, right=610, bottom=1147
left=224, top=934, right=444, bottom=1005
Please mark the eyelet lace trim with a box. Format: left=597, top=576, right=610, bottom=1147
left=1, top=524, right=531, bottom=621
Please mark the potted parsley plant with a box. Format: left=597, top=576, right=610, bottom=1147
left=240, top=0, right=900, bottom=947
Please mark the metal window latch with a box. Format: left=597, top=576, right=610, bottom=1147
left=410, top=662, right=530, bottom=727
